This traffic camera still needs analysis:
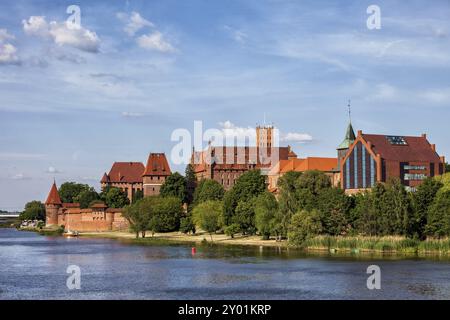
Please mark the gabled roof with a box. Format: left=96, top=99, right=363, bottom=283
left=45, top=182, right=62, bottom=205
left=143, top=153, right=171, bottom=176
left=361, top=133, right=441, bottom=162
left=104, top=162, right=145, bottom=183
left=338, top=122, right=356, bottom=149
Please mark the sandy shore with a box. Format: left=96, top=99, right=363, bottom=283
left=80, top=230, right=288, bottom=248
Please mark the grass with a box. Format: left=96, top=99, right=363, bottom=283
left=301, top=235, right=450, bottom=255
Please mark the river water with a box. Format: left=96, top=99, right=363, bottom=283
left=1, top=228, right=450, bottom=300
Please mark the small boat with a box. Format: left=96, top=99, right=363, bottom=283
left=63, top=229, right=79, bottom=237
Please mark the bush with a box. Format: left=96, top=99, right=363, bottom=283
left=180, top=216, right=196, bottom=234
left=288, top=209, right=322, bottom=247
left=224, top=224, right=240, bottom=238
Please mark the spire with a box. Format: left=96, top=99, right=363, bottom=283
left=45, top=181, right=62, bottom=205
left=337, top=101, right=356, bottom=150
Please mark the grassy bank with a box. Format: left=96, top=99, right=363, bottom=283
left=302, top=235, right=450, bottom=255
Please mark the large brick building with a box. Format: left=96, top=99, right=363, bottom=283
left=191, top=126, right=296, bottom=190
left=101, top=153, right=171, bottom=200
left=341, top=130, right=446, bottom=193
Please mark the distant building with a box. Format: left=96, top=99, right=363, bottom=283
left=101, top=162, right=145, bottom=201
left=191, top=125, right=295, bottom=190
left=341, top=130, right=446, bottom=193
left=268, top=157, right=338, bottom=194
left=142, top=153, right=172, bottom=196
left=100, top=153, right=171, bottom=200
left=45, top=181, right=128, bottom=231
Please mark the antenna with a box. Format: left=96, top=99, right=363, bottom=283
left=348, top=99, right=352, bottom=123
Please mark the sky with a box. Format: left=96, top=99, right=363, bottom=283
left=1, top=0, right=449, bottom=211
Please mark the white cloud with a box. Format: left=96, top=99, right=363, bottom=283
left=224, top=25, right=248, bottom=44
left=22, top=16, right=100, bottom=53
left=218, top=121, right=256, bottom=144
left=122, top=111, right=144, bottom=117
left=137, top=31, right=175, bottom=53
left=420, top=88, right=450, bottom=104
left=11, top=173, right=31, bottom=180
left=45, top=166, right=62, bottom=174
left=0, top=152, right=45, bottom=160
left=0, top=43, right=19, bottom=65
left=281, top=132, right=313, bottom=143
left=117, top=11, right=154, bottom=36
left=0, top=29, right=15, bottom=42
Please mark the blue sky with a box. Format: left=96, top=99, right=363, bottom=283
left=1, top=0, right=449, bottom=211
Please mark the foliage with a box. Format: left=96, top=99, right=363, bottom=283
left=148, top=196, right=182, bottom=233
left=133, top=189, right=144, bottom=202
left=58, top=182, right=92, bottom=203
left=426, top=190, right=450, bottom=238
left=20, top=201, right=45, bottom=221
left=192, top=200, right=223, bottom=240
left=102, top=187, right=130, bottom=208
left=288, top=209, right=322, bottom=247
left=232, top=198, right=257, bottom=235
left=254, top=192, right=278, bottom=240
left=224, top=223, right=240, bottom=239
left=223, top=170, right=266, bottom=226
left=185, top=164, right=197, bottom=205
left=316, top=187, right=350, bottom=236
left=74, top=189, right=100, bottom=209
left=160, top=172, right=187, bottom=203
left=193, top=179, right=225, bottom=204
left=180, top=215, right=196, bottom=234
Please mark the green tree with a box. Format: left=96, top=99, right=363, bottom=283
left=224, top=223, right=240, bottom=239
left=122, top=200, right=149, bottom=238
left=192, top=200, right=223, bottom=240
left=446, top=162, right=450, bottom=173
left=411, top=178, right=443, bottom=239
left=295, top=170, right=332, bottom=211
left=20, top=201, right=45, bottom=221
left=74, top=189, right=100, bottom=209
left=133, top=189, right=144, bottom=203
left=426, top=190, right=450, bottom=238
left=148, top=196, right=182, bottom=233
left=255, top=192, right=278, bottom=240
left=185, top=164, right=197, bottom=205
left=180, top=215, right=196, bottom=234
left=193, top=179, right=225, bottom=204
left=317, top=187, right=350, bottom=236
left=223, top=170, right=266, bottom=226
left=233, top=198, right=257, bottom=235
left=58, top=182, right=91, bottom=203
left=102, top=187, right=130, bottom=208
left=275, top=171, right=302, bottom=239
left=288, top=209, right=322, bottom=247
left=160, top=172, right=187, bottom=203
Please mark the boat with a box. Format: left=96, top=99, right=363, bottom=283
left=63, top=216, right=79, bottom=237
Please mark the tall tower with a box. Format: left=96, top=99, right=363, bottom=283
left=256, top=125, right=274, bottom=149
left=336, top=101, right=356, bottom=169
left=45, top=181, right=62, bottom=227
left=142, top=153, right=172, bottom=197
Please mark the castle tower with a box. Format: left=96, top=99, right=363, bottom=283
left=142, top=153, right=172, bottom=197
left=256, top=125, right=274, bottom=149
left=45, top=181, right=62, bottom=227
left=336, top=121, right=356, bottom=169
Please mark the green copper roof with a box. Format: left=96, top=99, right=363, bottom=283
left=337, top=122, right=356, bottom=149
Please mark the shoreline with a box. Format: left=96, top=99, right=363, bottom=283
left=77, top=230, right=450, bottom=256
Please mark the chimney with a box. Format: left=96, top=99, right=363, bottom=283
left=431, top=144, right=436, bottom=152
left=357, top=130, right=362, bottom=137
left=421, top=133, right=427, bottom=139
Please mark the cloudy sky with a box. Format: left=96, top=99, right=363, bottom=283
left=1, top=0, right=449, bottom=211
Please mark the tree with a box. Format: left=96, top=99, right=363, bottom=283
left=317, top=187, right=350, bottom=236
left=192, top=200, right=223, bottom=240
left=133, top=189, right=144, bottom=203
left=233, top=198, right=257, bottom=235
left=288, top=209, right=322, bottom=247
left=446, top=162, right=450, bottom=173
left=295, top=170, right=332, bottom=211
left=411, top=178, right=443, bottom=239
left=58, top=182, right=91, bottom=203
left=180, top=215, right=196, bottom=234
left=223, top=170, right=266, bottom=226
left=426, top=190, right=450, bottom=238
left=20, top=201, right=45, bottom=221
left=74, top=189, right=100, bottom=209
left=160, top=172, right=187, bottom=203
left=193, top=179, right=225, bottom=204
left=102, top=187, right=130, bottom=208
left=275, top=171, right=302, bottom=239
left=224, top=224, right=240, bottom=239
left=122, top=200, right=149, bottom=238
left=255, top=192, right=278, bottom=240
left=185, top=164, right=197, bottom=205
left=148, top=196, right=182, bottom=233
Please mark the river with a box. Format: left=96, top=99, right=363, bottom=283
left=1, top=228, right=450, bottom=300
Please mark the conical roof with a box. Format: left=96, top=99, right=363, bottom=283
left=337, top=122, right=356, bottom=149
left=45, top=181, right=62, bottom=205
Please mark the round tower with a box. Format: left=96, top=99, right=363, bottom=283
left=45, top=181, right=62, bottom=227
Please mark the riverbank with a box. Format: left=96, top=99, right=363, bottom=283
left=79, top=231, right=450, bottom=255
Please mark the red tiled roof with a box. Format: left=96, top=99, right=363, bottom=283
left=143, top=153, right=171, bottom=176
left=104, top=162, right=145, bottom=183
left=62, top=203, right=80, bottom=208
left=269, top=157, right=337, bottom=175
left=45, top=182, right=62, bottom=205
left=362, top=134, right=441, bottom=162
left=91, top=202, right=107, bottom=208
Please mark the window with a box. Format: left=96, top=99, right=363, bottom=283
left=404, top=165, right=426, bottom=170
left=404, top=173, right=427, bottom=181
left=386, top=136, right=408, bottom=145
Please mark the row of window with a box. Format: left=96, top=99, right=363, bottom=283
left=404, top=173, right=427, bottom=181
left=403, top=165, right=426, bottom=170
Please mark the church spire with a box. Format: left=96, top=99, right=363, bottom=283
left=337, top=101, right=356, bottom=150
left=45, top=181, right=62, bottom=205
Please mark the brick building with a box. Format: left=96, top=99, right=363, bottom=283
left=101, top=162, right=145, bottom=202
left=142, top=153, right=172, bottom=196
left=341, top=130, right=446, bottom=193
left=191, top=126, right=296, bottom=190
